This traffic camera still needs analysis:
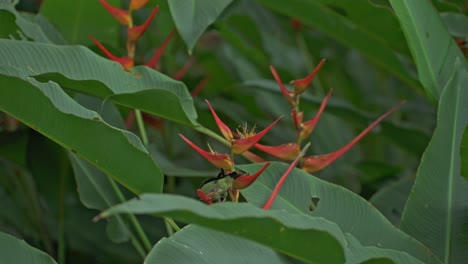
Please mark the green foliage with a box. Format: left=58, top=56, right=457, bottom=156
left=0, top=0, right=466, bottom=263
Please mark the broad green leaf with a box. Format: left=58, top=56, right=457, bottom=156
left=168, top=0, right=233, bottom=52
left=370, top=177, right=413, bottom=226
left=400, top=62, right=468, bottom=263
left=0, top=1, right=53, bottom=43
left=0, top=39, right=197, bottom=126
left=0, top=231, right=57, bottom=264
left=69, top=154, right=130, bottom=243
left=255, top=0, right=421, bottom=90
left=388, top=0, right=466, bottom=99
left=344, top=234, right=423, bottom=264
left=40, top=0, right=120, bottom=45
left=314, top=0, right=410, bottom=58
left=146, top=225, right=293, bottom=264
left=0, top=66, right=163, bottom=195
left=441, top=13, right=468, bottom=42
left=240, top=163, right=440, bottom=263
left=99, top=194, right=347, bottom=264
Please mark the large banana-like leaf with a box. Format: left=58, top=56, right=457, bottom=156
left=99, top=193, right=424, bottom=263
left=167, top=0, right=233, bottom=52
left=0, top=65, right=163, bottom=194
left=240, top=163, right=441, bottom=263
left=0, top=232, right=57, bottom=264
left=389, top=0, right=466, bottom=99
left=99, top=194, right=347, bottom=264
left=400, top=62, right=468, bottom=263
left=0, top=39, right=198, bottom=126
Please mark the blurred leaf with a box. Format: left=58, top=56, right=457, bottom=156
left=146, top=225, right=293, bottom=264
left=0, top=66, right=163, bottom=195
left=400, top=62, right=468, bottom=263
left=0, top=232, right=56, bottom=264
left=441, top=13, right=468, bottom=41
left=389, top=0, right=466, bottom=99
left=0, top=39, right=198, bottom=126
left=100, top=194, right=347, bottom=264
left=240, top=163, right=441, bottom=263
left=370, top=177, right=413, bottom=226
left=168, top=0, right=233, bottom=52
left=315, top=0, right=411, bottom=57
left=256, top=0, right=421, bottom=90
left=356, top=161, right=402, bottom=184
left=0, top=1, right=53, bottom=42
left=40, top=0, right=120, bottom=45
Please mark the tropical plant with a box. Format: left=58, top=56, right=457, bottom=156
left=0, top=0, right=466, bottom=263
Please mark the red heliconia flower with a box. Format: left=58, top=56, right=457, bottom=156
left=291, top=109, right=303, bottom=131
left=205, top=99, right=233, bottom=141
left=299, top=89, right=332, bottom=140
left=99, top=0, right=131, bottom=26
left=291, top=59, right=326, bottom=94
left=197, top=189, right=213, bottom=205
left=89, top=35, right=134, bottom=70
left=232, top=162, right=270, bottom=190
left=205, top=99, right=283, bottom=155
left=263, top=144, right=310, bottom=210
left=255, top=143, right=300, bottom=161
left=270, top=65, right=296, bottom=107
left=130, top=0, right=149, bottom=11
left=145, top=29, right=176, bottom=68
left=243, top=151, right=266, bottom=163
left=302, top=101, right=405, bottom=173
left=127, top=6, right=160, bottom=43
left=179, top=134, right=233, bottom=170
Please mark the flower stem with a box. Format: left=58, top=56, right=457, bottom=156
left=135, top=110, right=148, bottom=145
left=108, top=178, right=153, bottom=252
left=195, top=125, right=231, bottom=147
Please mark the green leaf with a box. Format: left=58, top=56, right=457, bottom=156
left=441, top=13, right=468, bottom=42
left=0, top=231, right=57, bottom=264
left=0, top=66, right=163, bottom=195
left=0, top=1, right=54, bottom=43
left=240, top=163, right=440, bottom=263
left=400, top=61, right=468, bottom=263
left=344, top=234, right=424, bottom=264
left=99, top=194, right=347, bottom=264
left=388, top=0, right=466, bottom=99
left=255, top=0, right=421, bottom=90
left=68, top=154, right=130, bottom=243
left=370, top=177, right=414, bottom=226
left=168, top=0, right=233, bottom=52
left=40, top=0, right=120, bottom=45
left=146, top=225, right=293, bottom=264
left=0, top=39, right=198, bottom=126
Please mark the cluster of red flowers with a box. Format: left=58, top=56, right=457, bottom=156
left=181, top=61, right=403, bottom=208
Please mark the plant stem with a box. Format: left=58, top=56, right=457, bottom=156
left=164, top=217, right=181, bottom=232
left=107, top=179, right=153, bottom=252
left=195, top=125, right=231, bottom=147
left=134, top=111, right=181, bottom=237
left=135, top=110, right=148, bottom=145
